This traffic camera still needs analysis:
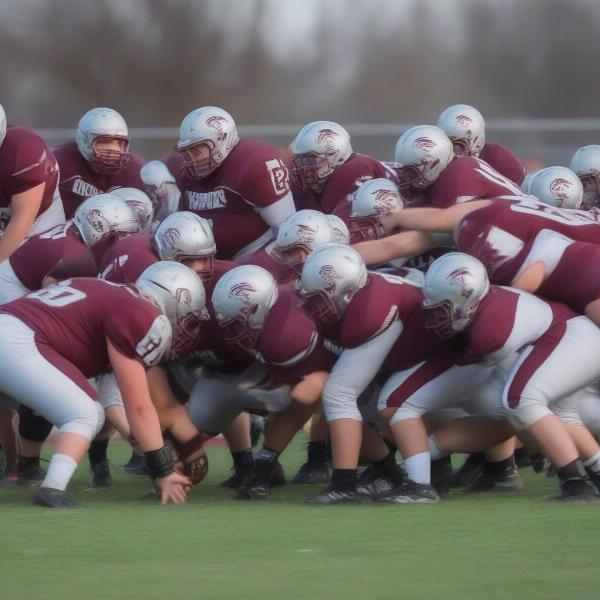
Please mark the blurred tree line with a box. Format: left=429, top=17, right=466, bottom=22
left=0, top=0, right=598, bottom=160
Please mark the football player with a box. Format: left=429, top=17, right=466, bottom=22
left=0, top=262, right=206, bottom=507
left=526, top=166, right=583, bottom=210
left=290, top=120, right=393, bottom=214
left=0, top=103, right=65, bottom=259
left=209, top=265, right=339, bottom=499
left=53, top=107, right=147, bottom=219
left=164, top=106, right=295, bottom=262
left=406, top=253, right=600, bottom=500
left=394, top=125, right=529, bottom=209
left=299, top=245, right=455, bottom=504
left=437, top=104, right=526, bottom=185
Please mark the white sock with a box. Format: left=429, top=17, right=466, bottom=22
left=428, top=435, right=447, bottom=460
left=403, top=451, right=431, bottom=484
left=583, top=451, right=600, bottom=475
left=42, top=454, right=78, bottom=491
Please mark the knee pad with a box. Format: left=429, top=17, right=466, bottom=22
left=58, top=402, right=105, bottom=441
left=388, top=401, right=425, bottom=426
left=323, top=383, right=363, bottom=423
left=18, top=405, right=53, bottom=442
left=507, top=397, right=552, bottom=431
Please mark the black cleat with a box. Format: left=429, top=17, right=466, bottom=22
left=467, top=461, right=524, bottom=493
left=237, top=459, right=286, bottom=500
left=306, top=487, right=360, bottom=505
left=16, top=458, right=46, bottom=486
left=372, top=479, right=440, bottom=504
left=430, top=456, right=454, bottom=495
left=221, top=463, right=255, bottom=489
left=89, top=459, right=112, bottom=488
left=355, top=465, right=399, bottom=498
left=33, top=487, right=81, bottom=508
left=120, top=452, right=148, bottom=475
left=556, top=478, right=600, bottom=502
left=452, top=453, right=485, bottom=488
left=290, top=461, right=330, bottom=484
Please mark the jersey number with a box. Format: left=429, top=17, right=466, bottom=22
left=28, top=282, right=87, bottom=307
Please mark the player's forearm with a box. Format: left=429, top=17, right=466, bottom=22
left=0, top=216, right=33, bottom=262
left=353, top=230, right=434, bottom=266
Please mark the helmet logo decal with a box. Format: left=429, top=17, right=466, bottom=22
left=160, top=227, right=181, bottom=249
left=295, top=224, right=318, bottom=245
left=206, top=116, right=228, bottom=142
left=372, top=188, right=399, bottom=213
left=86, top=209, right=108, bottom=233
left=447, top=267, right=472, bottom=299
left=456, top=114, right=473, bottom=128
left=316, top=128, right=339, bottom=152
left=175, top=287, right=192, bottom=306
left=413, top=137, right=436, bottom=152
left=550, top=178, right=573, bottom=203
left=318, top=264, right=340, bottom=286
left=229, top=282, right=256, bottom=303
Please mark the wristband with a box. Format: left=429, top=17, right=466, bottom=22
left=145, top=445, right=175, bottom=478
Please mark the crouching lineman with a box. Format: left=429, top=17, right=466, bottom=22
left=0, top=262, right=206, bottom=507
left=206, top=265, right=339, bottom=499
left=387, top=253, right=600, bottom=501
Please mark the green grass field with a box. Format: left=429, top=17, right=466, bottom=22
left=1, top=436, right=599, bottom=600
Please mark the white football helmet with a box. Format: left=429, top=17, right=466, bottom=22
left=75, top=107, right=129, bottom=174
left=276, top=210, right=333, bottom=273
left=528, top=166, right=583, bottom=210
left=290, top=121, right=353, bottom=190
left=73, top=193, right=139, bottom=252
left=299, top=244, right=368, bottom=329
left=153, top=211, right=216, bottom=283
left=211, top=265, right=279, bottom=349
left=136, top=261, right=208, bottom=356
left=326, top=214, right=350, bottom=245
left=110, top=187, right=154, bottom=233
left=176, top=106, right=239, bottom=179
left=437, top=104, right=486, bottom=157
left=394, top=125, right=454, bottom=189
left=349, top=178, right=404, bottom=242
left=140, top=160, right=181, bottom=221
left=422, top=252, right=490, bottom=339
left=570, top=145, right=600, bottom=209
left=0, top=103, right=6, bottom=147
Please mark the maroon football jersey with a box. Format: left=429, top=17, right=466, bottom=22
left=292, top=154, right=392, bottom=215
left=1, top=278, right=170, bottom=376
left=0, top=126, right=60, bottom=224
left=254, top=288, right=337, bottom=385
left=98, top=233, right=157, bottom=283
left=426, top=156, right=527, bottom=209
left=53, top=140, right=146, bottom=219
left=479, top=143, right=525, bottom=186
left=9, top=222, right=96, bottom=290
left=166, top=139, right=291, bottom=260
left=456, top=199, right=600, bottom=283
left=241, top=244, right=295, bottom=284
left=463, top=286, right=576, bottom=362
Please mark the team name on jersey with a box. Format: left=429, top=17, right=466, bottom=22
left=71, top=177, right=102, bottom=198
left=186, top=189, right=227, bottom=211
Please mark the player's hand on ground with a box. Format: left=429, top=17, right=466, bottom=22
left=158, top=471, right=192, bottom=504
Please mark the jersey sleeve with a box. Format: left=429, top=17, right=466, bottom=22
left=241, top=155, right=291, bottom=208
left=106, top=302, right=172, bottom=368
left=8, top=134, right=57, bottom=195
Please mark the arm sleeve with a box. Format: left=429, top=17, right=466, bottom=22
left=255, top=191, right=296, bottom=228
left=322, top=320, right=403, bottom=422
